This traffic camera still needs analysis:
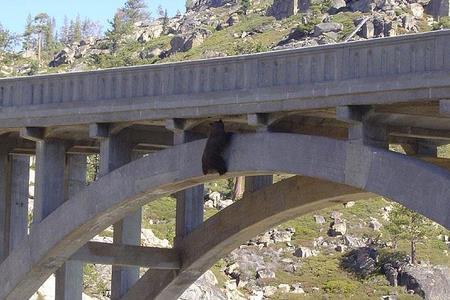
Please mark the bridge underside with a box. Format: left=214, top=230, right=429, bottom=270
left=0, top=133, right=450, bottom=299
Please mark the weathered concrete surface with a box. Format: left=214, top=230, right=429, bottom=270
left=55, top=154, right=87, bottom=300
left=1, top=133, right=450, bottom=299
left=98, top=131, right=141, bottom=300
left=121, top=176, right=372, bottom=300
left=71, top=242, right=180, bottom=269
left=8, top=155, right=29, bottom=252
left=0, top=31, right=449, bottom=127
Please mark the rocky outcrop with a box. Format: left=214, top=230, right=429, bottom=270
left=341, top=247, right=378, bottom=278
left=269, top=0, right=299, bottom=20
left=179, top=271, right=226, bottom=300
left=398, top=265, right=450, bottom=300
left=187, top=0, right=235, bottom=11
left=49, top=48, right=75, bottom=67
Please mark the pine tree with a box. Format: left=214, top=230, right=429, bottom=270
left=385, top=203, right=436, bottom=264
left=23, top=14, right=34, bottom=51
left=122, top=0, right=151, bottom=25
left=241, top=0, right=251, bottom=15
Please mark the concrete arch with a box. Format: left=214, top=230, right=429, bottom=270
left=122, top=176, right=373, bottom=299
left=1, top=133, right=450, bottom=299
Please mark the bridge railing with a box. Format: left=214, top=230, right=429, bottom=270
left=0, top=30, right=449, bottom=108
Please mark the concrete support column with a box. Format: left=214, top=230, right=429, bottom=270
left=245, top=114, right=274, bottom=194
left=0, top=146, right=10, bottom=262
left=55, top=155, right=87, bottom=300
left=96, top=131, right=141, bottom=300
left=174, top=131, right=204, bottom=244
left=8, top=155, right=30, bottom=252
left=337, top=106, right=388, bottom=148
left=33, top=139, right=67, bottom=224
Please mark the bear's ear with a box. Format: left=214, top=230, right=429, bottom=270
left=218, top=119, right=224, bottom=124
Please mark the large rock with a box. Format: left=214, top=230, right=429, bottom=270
left=293, top=246, right=317, bottom=258
left=141, top=228, right=170, bottom=248
left=179, top=270, right=226, bottom=300
left=410, top=3, right=424, bottom=17
left=269, top=0, right=299, bottom=20
left=329, top=219, right=347, bottom=236
left=313, top=22, right=343, bottom=36
left=49, top=48, right=75, bottom=67
left=398, top=265, right=450, bottom=300
left=342, top=247, right=378, bottom=278
left=314, top=214, right=326, bottom=224
left=170, top=29, right=211, bottom=53
left=187, top=0, right=233, bottom=11
left=256, top=268, right=276, bottom=279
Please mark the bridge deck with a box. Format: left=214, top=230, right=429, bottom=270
left=0, top=30, right=449, bottom=136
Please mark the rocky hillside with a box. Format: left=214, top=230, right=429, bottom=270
left=4, top=0, right=450, bottom=299
left=1, top=0, right=450, bottom=77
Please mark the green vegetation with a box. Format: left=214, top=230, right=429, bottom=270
left=433, top=16, right=450, bottom=30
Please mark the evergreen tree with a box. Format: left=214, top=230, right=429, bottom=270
left=0, top=22, right=16, bottom=51
left=22, top=14, right=34, bottom=50
left=241, top=0, right=251, bottom=15
left=385, top=203, right=436, bottom=264
left=122, top=0, right=151, bottom=25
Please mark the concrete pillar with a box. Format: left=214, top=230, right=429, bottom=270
left=348, top=122, right=388, bottom=148
left=8, top=155, right=30, bottom=252
left=98, top=133, right=141, bottom=300
left=427, top=0, right=450, bottom=18
left=55, top=155, right=87, bottom=300
left=174, top=131, right=204, bottom=245
left=245, top=175, right=273, bottom=194
left=0, top=146, right=10, bottom=262
left=33, top=139, right=67, bottom=223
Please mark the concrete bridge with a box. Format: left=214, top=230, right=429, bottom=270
left=0, top=30, right=450, bottom=299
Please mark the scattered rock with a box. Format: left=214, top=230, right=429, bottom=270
left=291, top=283, right=305, bottom=294
left=272, top=229, right=293, bottom=243
left=139, top=48, right=163, bottom=59
left=330, top=211, right=342, bottom=220
left=329, top=219, right=347, bottom=236
left=141, top=228, right=170, bottom=248
left=344, top=201, right=355, bottom=208
left=278, top=283, right=290, bottom=293
left=293, top=246, right=317, bottom=258
left=369, top=218, right=382, bottom=231
left=313, top=22, right=343, bottom=36
left=343, top=235, right=366, bottom=248
left=263, top=286, right=277, bottom=297
left=256, top=268, right=276, bottom=279
left=410, top=3, right=424, bottom=18
left=314, top=214, right=326, bottom=224
left=217, top=199, right=233, bottom=210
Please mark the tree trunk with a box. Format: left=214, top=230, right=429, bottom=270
left=411, top=239, right=417, bottom=265
left=232, top=177, right=244, bottom=200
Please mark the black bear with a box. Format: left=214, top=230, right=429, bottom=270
left=202, top=120, right=232, bottom=175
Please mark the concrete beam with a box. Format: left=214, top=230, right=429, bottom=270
left=390, top=126, right=450, bottom=141
left=245, top=176, right=273, bottom=194
left=71, top=242, right=180, bottom=269
left=20, top=127, right=45, bottom=142
left=89, top=123, right=110, bottom=139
